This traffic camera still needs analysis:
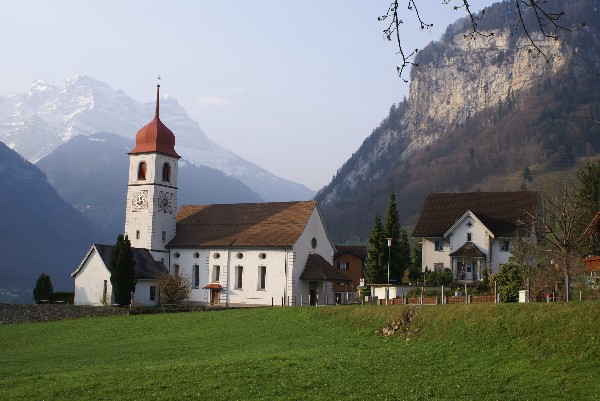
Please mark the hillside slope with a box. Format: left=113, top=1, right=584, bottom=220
left=0, top=142, right=103, bottom=291
left=316, top=0, right=600, bottom=241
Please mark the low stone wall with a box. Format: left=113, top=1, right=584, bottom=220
left=0, top=304, right=129, bottom=324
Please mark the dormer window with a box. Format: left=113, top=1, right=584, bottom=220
left=137, top=161, right=147, bottom=180
left=162, top=162, right=171, bottom=183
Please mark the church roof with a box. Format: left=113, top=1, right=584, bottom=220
left=299, top=253, right=352, bottom=282
left=168, top=201, right=319, bottom=248
left=412, top=191, right=538, bottom=238
left=71, top=244, right=168, bottom=279
left=129, top=84, right=180, bottom=158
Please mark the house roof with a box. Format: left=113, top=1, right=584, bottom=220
left=299, top=253, right=352, bottom=282
left=71, top=244, right=167, bottom=280
left=168, top=201, right=319, bottom=248
left=412, top=192, right=538, bottom=238
left=334, top=245, right=367, bottom=260
left=449, top=241, right=486, bottom=258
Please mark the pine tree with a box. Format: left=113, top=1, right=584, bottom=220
left=33, top=273, right=53, bottom=303
left=408, top=242, right=422, bottom=282
left=383, top=192, right=402, bottom=282
left=398, top=229, right=412, bottom=283
left=109, top=234, right=137, bottom=306
left=365, top=213, right=386, bottom=284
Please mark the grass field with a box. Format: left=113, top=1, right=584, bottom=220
left=1, top=303, right=599, bottom=400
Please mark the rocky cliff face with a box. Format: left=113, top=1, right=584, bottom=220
left=317, top=0, right=600, bottom=241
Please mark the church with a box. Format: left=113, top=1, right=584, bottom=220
left=71, top=85, right=349, bottom=307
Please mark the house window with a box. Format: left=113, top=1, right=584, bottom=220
left=193, top=264, right=200, bottom=288
left=235, top=266, right=243, bottom=289
left=501, top=240, right=510, bottom=252
left=150, top=286, right=156, bottom=301
left=162, top=231, right=166, bottom=241
left=136, top=230, right=140, bottom=240
left=258, top=266, right=266, bottom=290
left=173, top=264, right=180, bottom=276
left=162, top=162, right=171, bottom=183
left=435, top=240, right=444, bottom=251
left=337, top=261, right=349, bottom=270
left=137, top=161, right=147, bottom=180
left=433, top=263, right=444, bottom=272
left=236, top=252, right=244, bottom=259
left=213, top=265, right=220, bottom=282
left=467, top=233, right=472, bottom=242
left=466, top=221, right=473, bottom=228
left=311, top=237, right=317, bottom=249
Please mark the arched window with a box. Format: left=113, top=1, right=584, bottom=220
left=137, top=161, right=147, bottom=180
left=162, top=162, right=171, bottom=182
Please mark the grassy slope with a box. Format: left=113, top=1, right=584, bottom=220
left=1, top=304, right=599, bottom=400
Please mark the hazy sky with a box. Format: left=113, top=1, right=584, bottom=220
left=0, top=0, right=497, bottom=190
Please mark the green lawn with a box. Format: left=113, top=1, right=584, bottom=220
left=1, top=303, right=599, bottom=400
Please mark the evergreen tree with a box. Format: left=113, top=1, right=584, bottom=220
left=383, top=192, right=402, bottom=282
left=398, top=229, right=412, bottom=283
left=33, top=273, right=53, bottom=303
left=365, top=213, right=386, bottom=284
left=408, top=241, right=422, bottom=282
left=109, top=234, right=136, bottom=306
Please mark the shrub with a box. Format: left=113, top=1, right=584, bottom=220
left=33, top=273, right=53, bottom=304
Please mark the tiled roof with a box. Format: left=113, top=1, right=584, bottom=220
left=168, top=201, right=318, bottom=248
left=449, top=242, right=486, bottom=258
left=412, top=192, right=538, bottom=238
left=300, top=253, right=352, bottom=282
left=71, top=244, right=167, bottom=279
left=334, top=245, right=367, bottom=260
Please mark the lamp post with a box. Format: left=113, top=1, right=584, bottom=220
left=386, top=237, right=393, bottom=305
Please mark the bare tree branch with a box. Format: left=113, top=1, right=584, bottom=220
left=381, top=0, right=585, bottom=81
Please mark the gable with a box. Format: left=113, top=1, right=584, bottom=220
left=169, top=201, right=318, bottom=248
left=412, top=192, right=538, bottom=238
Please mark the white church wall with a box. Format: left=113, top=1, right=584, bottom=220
left=73, top=249, right=111, bottom=306
left=291, top=207, right=335, bottom=303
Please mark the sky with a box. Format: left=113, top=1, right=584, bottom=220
left=0, top=0, right=497, bottom=190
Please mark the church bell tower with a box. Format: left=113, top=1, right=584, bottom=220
left=124, top=83, right=180, bottom=262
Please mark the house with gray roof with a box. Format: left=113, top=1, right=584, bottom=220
left=71, top=244, right=167, bottom=306
left=412, top=192, right=539, bottom=281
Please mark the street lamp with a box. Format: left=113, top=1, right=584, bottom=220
left=386, top=237, right=393, bottom=305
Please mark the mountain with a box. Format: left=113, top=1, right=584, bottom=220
left=0, top=142, right=103, bottom=293
left=36, top=132, right=262, bottom=238
left=0, top=75, right=314, bottom=201
left=316, top=0, right=600, bottom=242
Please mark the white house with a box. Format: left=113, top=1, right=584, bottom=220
left=72, top=84, right=349, bottom=306
left=412, top=192, right=538, bottom=281
left=71, top=244, right=167, bottom=306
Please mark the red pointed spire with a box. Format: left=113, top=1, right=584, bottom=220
left=129, top=82, right=180, bottom=159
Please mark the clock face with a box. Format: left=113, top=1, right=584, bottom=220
left=158, top=191, right=173, bottom=214
left=132, top=190, right=148, bottom=211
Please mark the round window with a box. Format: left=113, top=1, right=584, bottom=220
left=213, top=252, right=220, bottom=259
left=194, top=252, right=200, bottom=258
left=174, top=252, right=180, bottom=258
left=236, top=252, right=244, bottom=259
left=311, top=237, right=317, bottom=249
left=259, top=253, right=267, bottom=259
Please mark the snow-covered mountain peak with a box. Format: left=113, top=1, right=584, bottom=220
left=0, top=75, right=314, bottom=201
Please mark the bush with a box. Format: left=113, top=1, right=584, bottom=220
left=427, top=268, right=454, bottom=286
left=33, top=273, right=53, bottom=303
left=496, top=263, right=523, bottom=302
left=157, top=273, right=191, bottom=304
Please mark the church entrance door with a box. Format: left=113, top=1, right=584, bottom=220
left=211, top=289, right=220, bottom=305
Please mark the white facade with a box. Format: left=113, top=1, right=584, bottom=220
left=124, top=152, right=178, bottom=262
left=420, top=211, right=512, bottom=279
left=169, top=207, right=335, bottom=306
left=73, top=248, right=112, bottom=306
left=72, top=245, right=161, bottom=306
